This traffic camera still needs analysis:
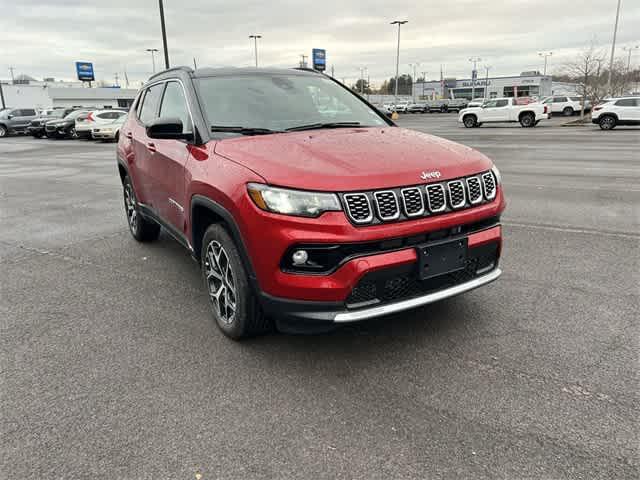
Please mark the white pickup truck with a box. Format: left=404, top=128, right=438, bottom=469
left=458, top=97, right=551, bottom=128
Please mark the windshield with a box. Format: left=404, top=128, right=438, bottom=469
left=196, top=73, right=387, bottom=132
left=64, top=110, right=87, bottom=120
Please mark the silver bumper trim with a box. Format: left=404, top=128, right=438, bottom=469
left=334, top=268, right=502, bottom=323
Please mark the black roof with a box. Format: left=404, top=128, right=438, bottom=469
left=147, top=66, right=320, bottom=83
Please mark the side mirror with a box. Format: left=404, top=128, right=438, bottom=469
left=7, top=114, right=13, bottom=119
left=146, top=117, right=192, bottom=140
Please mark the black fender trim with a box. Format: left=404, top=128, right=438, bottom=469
left=191, top=195, right=260, bottom=290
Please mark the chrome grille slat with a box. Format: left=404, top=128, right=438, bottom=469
left=425, top=184, right=446, bottom=213
left=482, top=172, right=497, bottom=200
left=466, top=177, right=483, bottom=204
left=344, top=193, right=373, bottom=224
left=447, top=180, right=466, bottom=209
left=400, top=188, right=425, bottom=217
left=373, top=190, right=400, bottom=220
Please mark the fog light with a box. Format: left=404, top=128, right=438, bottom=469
left=292, top=250, right=309, bottom=265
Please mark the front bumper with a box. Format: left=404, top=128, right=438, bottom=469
left=92, top=130, right=117, bottom=139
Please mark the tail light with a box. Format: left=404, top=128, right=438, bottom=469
left=543, top=106, right=548, bottom=114
left=87, top=112, right=94, bottom=122
left=593, top=105, right=603, bottom=111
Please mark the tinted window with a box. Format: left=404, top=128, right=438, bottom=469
left=97, top=112, right=113, bottom=119
left=553, top=97, right=567, bottom=102
left=570, top=97, right=581, bottom=101
left=138, top=84, right=164, bottom=124
left=15, top=109, right=36, bottom=116
left=615, top=98, right=636, bottom=107
left=483, top=100, right=498, bottom=108
left=495, top=99, right=509, bottom=107
left=159, top=81, right=191, bottom=132
left=196, top=74, right=386, bottom=131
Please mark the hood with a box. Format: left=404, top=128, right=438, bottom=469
left=214, top=127, right=493, bottom=191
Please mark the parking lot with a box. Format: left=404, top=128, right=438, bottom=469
left=1, top=116, right=638, bottom=479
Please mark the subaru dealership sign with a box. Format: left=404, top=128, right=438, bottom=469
left=75, top=62, right=95, bottom=82
left=312, top=49, right=326, bottom=71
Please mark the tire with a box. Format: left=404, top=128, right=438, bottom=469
left=0, top=125, right=7, bottom=137
left=519, top=113, right=535, bottom=128
left=463, top=115, right=477, bottom=128
left=123, top=176, right=160, bottom=242
left=201, top=224, right=272, bottom=339
left=599, top=115, right=616, bottom=130
left=114, top=131, right=120, bottom=142
left=562, top=107, right=574, bottom=116
left=69, top=127, right=77, bottom=139
left=534, top=120, right=540, bottom=126
left=32, top=132, right=43, bottom=138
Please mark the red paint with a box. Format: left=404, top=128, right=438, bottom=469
left=468, top=225, right=501, bottom=247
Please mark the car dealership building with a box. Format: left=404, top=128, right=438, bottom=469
left=414, top=72, right=578, bottom=100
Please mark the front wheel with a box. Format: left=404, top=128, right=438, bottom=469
left=599, top=115, right=616, bottom=130
left=123, top=176, right=160, bottom=242
left=201, top=224, right=272, bottom=339
left=520, top=113, right=535, bottom=127
left=32, top=131, right=43, bottom=138
left=563, top=107, right=574, bottom=116
left=463, top=115, right=477, bottom=128
left=0, top=125, right=7, bottom=137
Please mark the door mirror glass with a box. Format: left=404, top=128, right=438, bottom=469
left=146, top=117, right=192, bottom=140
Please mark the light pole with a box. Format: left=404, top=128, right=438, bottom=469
left=622, top=45, right=639, bottom=95
left=391, top=20, right=408, bottom=104
left=606, top=0, right=622, bottom=96
left=249, top=35, right=262, bottom=67
left=421, top=71, right=427, bottom=100
left=358, top=67, right=368, bottom=95
left=538, top=51, right=553, bottom=76
left=146, top=48, right=159, bottom=73
left=483, top=65, right=491, bottom=100
left=158, top=0, right=170, bottom=69
left=409, top=62, right=419, bottom=102
left=469, top=57, right=481, bottom=100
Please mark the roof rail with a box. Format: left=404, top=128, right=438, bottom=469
left=148, top=66, right=194, bottom=82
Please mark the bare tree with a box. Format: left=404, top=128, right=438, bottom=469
left=564, top=42, right=606, bottom=120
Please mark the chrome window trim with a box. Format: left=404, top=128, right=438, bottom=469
left=465, top=176, right=483, bottom=205
left=136, top=77, right=196, bottom=135
left=482, top=172, right=497, bottom=200
left=343, top=193, right=373, bottom=224
left=447, top=180, right=466, bottom=209
left=425, top=184, right=446, bottom=213
left=400, top=187, right=425, bottom=217
left=373, top=190, right=401, bottom=221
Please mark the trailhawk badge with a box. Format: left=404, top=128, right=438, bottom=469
left=420, top=170, right=442, bottom=181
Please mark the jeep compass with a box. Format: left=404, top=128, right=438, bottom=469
left=117, top=67, right=505, bottom=339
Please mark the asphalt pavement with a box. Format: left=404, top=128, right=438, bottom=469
left=1, top=116, right=639, bottom=479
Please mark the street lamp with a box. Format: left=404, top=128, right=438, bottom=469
left=249, top=35, right=262, bottom=67
left=606, top=0, right=622, bottom=96
left=483, top=65, right=492, bottom=100
left=421, top=71, right=427, bottom=100
left=359, top=67, right=368, bottom=95
left=469, top=57, right=481, bottom=100
left=409, top=62, right=419, bottom=102
left=391, top=20, right=408, bottom=104
left=146, top=48, right=159, bottom=73
left=157, top=0, right=170, bottom=69
left=538, top=51, right=553, bottom=76
left=622, top=45, right=639, bottom=95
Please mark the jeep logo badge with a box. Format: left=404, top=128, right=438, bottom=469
left=420, top=171, right=442, bottom=181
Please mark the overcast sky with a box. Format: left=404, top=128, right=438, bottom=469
left=1, top=0, right=639, bottom=87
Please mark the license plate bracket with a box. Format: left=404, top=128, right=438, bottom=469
left=417, top=238, right=468, bottom=280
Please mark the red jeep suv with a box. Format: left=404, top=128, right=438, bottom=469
left=117, top=67, right=505, bottom=339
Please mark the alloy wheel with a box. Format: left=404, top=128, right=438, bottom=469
left=204, top=241, right=237, bottom=325
left=124, top=184, right=138, bottom=233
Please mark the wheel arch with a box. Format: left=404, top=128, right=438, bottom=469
left=518, top=110, right=535, bottom=120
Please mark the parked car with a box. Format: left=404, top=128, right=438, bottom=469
left=76, top=109, right=128, bottom=139
left=28, top=107, right=80, bottom=138
left=393, top=101, right=411, bottom=113
left=0, top=108, right=38, bottom=137
left=407, top=103, right=427, bottom=113
left=465, top=98, right=486, bottom=109
left=458, top=97, right=550, bottom=128
left=424, top=99, right=469, bottom=113
left=91, top=114, right=127, bottom=141
left=44, top=109, right=90, bottom=139
left=541, top=95, right=591, bottom=116
left=117, top=66, right=505, bottom=339
left=591, top=96, right=640, bottom=130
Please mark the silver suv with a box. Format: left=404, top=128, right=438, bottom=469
left=0, top=108, right=38, bottom=137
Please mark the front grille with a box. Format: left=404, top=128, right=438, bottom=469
left=30, top=120, right=41, bottom=127
left=374, top=191, right=400, bottom=220
left=447, top=180, right=466, bottom=209
left=344, top=194, right=373, bottom=223
left=466, top=177, right=483, bottom=204
left=426, top=184, right=446, bottom=213
left=401, top=188, right=425, bottom=217
left=482, top=172, right=497, bottom=200
left=340, top=169, right=497, bottom=226
left=345, top=241, right=499, bottom=308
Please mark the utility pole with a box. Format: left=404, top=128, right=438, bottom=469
left=193, top=57, right=198, bottom=69
left=391, top=20, right=408, bottom=105
left=249, top=35, right=262, bottom=67
left=469, top=57, right=481, bottom=100
left=483, top=65, right=491, bottom=99
left=0, top=80, right=6, bottom=109
left=421, top=71, right=426, bottom=99
left=409, top=62, right=419, bottom=102
left=146, top=48, right=159, bottom=74
left=158, top=0, right=170, bottom=69
left=622, top=45, right=639, bottom=95
left=440, top=64, right=444, bottom=99
left=114, top=72, right=119, bottom=87
left=331, top=65, right=335, bottom=78
left=9, top=66, right=15, bottom=84
left=538, top=51, right=553, bottom=76
left=606, top=0, right=622, bottom=96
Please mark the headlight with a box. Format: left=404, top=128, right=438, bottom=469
left=491, top=165, right=501, bottom=184
left=247, top=183, right=342, bottom=218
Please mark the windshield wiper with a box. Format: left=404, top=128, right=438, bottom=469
left=285, top=122, right=362, bottom=132
left=210, top=126, right=282, bottom=135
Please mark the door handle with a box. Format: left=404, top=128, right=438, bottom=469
left=146, top=142, right=157, bottom=153
left=125, top=131, right=133, bottom=139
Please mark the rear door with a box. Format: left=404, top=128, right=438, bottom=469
left=481, top=99, right=510, bottom=121
left=552, top=96, right=567, bottom=112
left=149, top=80, right=193, bottom=233
left=613, top=98, right=639, bottom=121
left=10, top=109, right=36, bottom=130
